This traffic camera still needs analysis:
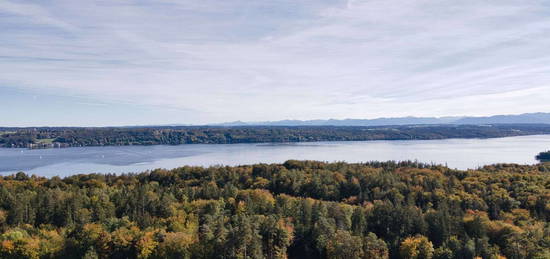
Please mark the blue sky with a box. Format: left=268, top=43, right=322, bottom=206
left=1, top=0, right=550, bottom=126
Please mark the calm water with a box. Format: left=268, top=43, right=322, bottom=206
left=0, top=135, right=549, bottom=176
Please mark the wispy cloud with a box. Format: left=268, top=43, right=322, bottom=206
left=1, top=0, right=549, bottom=125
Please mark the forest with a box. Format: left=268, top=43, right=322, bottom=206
left=2, top=124, right=550, bottom=148
left=0, top=160, right=548, bottom=258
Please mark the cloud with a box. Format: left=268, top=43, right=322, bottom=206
left=0, top=0, right=549, bottom=125
left=0, top=1, right=77, bottom=31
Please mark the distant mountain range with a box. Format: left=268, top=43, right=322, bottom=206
left=212, top=112, right=550, bottom=126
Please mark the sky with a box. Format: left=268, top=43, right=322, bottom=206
left=1, top=0, right=550, bottom=126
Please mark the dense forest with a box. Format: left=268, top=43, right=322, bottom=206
left=2, top=124, right=550, bottom=148
left=0, top=161, right=548, bottom=258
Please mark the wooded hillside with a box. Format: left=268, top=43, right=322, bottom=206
left=2, top=124, right=550, bottom=148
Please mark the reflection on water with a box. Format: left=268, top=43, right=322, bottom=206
left=0, top=135, right=549, bottom=177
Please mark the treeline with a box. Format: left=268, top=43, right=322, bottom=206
left=2, top=124, right=550, bottom=148
left=0, top=161, right=548, bottom=258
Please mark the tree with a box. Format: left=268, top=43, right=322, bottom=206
left=535, top=151, right=550, bottom=162
left=399, top=235, right=434, bottom=259
left=351, top=207, right=367, bottom=236
left=225, top=215, right=263, bottom=259
left=260, top=216, right=294, bottom=259
left=156, top=232, right=195, bottom=259
left=0, top=229, right=40, bottom=259
left=82, top=247, right=99, bottom=259
left=325, top=230, right=364, bottom=259
left=363, top=232, right=389, bottom=259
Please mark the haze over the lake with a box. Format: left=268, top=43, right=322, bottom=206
left=2, top=0, right=550, bottom=126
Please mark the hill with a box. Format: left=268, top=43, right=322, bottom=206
left=215, top=112, right=550, bottom=126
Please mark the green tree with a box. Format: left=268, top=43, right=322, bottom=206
left=326, top=230, right=364, bottom=259
left=362, top=232, right=389, bottom=259
left=535, top=151, right=550, bottom=162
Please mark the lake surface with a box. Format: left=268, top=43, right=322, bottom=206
left=0, top=135, right=549, bottom=176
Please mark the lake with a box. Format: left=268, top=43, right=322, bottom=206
left=0, top=135, right=549, bottom=176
